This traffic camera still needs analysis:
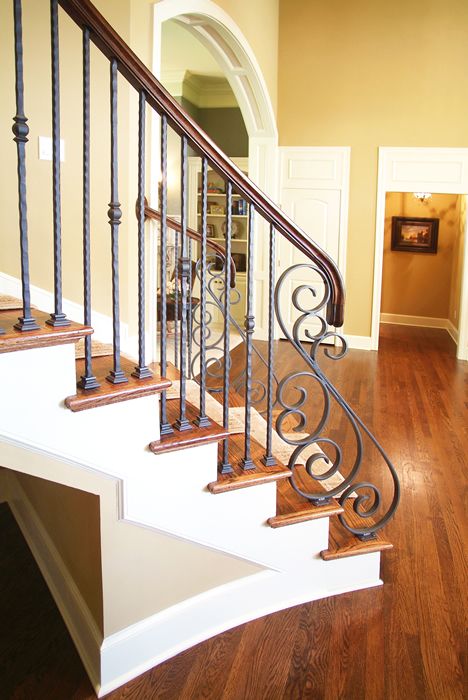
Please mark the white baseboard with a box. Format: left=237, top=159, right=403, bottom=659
left=344, top=334, right=373, bottom=351
left=5, top=472, right=102, bottom=695
left=0, top=272, right=132, bottom=355
left=380, top=313, right=460, bottom=345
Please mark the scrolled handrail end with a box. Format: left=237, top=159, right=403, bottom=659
left=327, top=302, right=345, bottom=328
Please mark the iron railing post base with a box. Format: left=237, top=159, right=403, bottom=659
left=174, top=418, right=192, bottom=432
left=241, top=458, right=255, bottom=470
left=14, top=316, right=40, bottom=332
left=194, top=415, right=211, bottom=428
left=159, top=422, right=174, bottom=436
left=106, top=369, right=128, bottom=384
left=131, top=366, right=153, bottom=380
left=46, top=312, right=70, bottom=327
left=77, top=374, right=100, bottom=391
left=261, top=455, right=277, bottom=467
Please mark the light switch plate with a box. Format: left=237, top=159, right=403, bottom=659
left=38, top=136, right=65, bottom=162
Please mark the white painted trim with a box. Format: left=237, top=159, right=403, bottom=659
left=345, top=334, right=373, bottom=351
left=0, top=272, right=136, bottom=357
left=6, top=472, right=102, bottom=696
left=372, top=147, right=468, bottom=358
left=380, top=313, right=448, bottom=328
left=447, top=320, right=459, bottom=344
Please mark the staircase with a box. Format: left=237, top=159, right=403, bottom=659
left=0, top=1, right=399, bottom=696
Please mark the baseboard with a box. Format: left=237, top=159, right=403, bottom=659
left=446, top=319, right=459, bottom=344
left=344, top=334, right=373, bottom=351
left=0, top=271, right=131, bottom=355
left=5, top=472, right=102, bottom=695
left=380, top=313, right=460, bottom=344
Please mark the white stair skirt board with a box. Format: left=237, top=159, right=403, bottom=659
left=0, top=341, right=383, bottom=694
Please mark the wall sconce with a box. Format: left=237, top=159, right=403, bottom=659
left=413, top=192, right=432, bottom=203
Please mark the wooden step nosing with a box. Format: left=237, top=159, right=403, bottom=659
left=320, top=539, right=393, bottom=561
left=0, top=325, right=93, bottom=354
left=208, top=468, right=292, bottom=494
left=65, top=377, right=172, bottom=412
left=150, top=427, right=230, bottom=455
left=268, top=502, right=344, bottom=528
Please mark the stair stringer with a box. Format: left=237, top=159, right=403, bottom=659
left=0, top=342, right=383, bottom=694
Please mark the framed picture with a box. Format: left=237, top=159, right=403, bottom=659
left=391, top=217, right=439, bottom=253
left=206, top=224, right=216, bottom=238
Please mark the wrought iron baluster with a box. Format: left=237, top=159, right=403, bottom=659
left=194, top=157, right=211, bottom=428
left=78, top=27, right=99, bottom=389
left=262, top=223, right=276, bottom=465
left=12, top=0, right=38, bottom=333
left=159, top=115, right=173, bottom=434
left=47, top=0, right=69, bottom=327
left=132, top=90, right=152, bottom=380
left=175, top=135, right=191, bottom=431
left=106, top=58, right=127, bottom=384
left=187, top=236, right=193, bottom=389
left=220, top=181, right=233, bottom=472
left=241, top=203, right=255, bottom=470
left=174, top=227, right=179, bottom=369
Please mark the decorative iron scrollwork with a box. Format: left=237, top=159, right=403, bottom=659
left=274, top=263, right=400, bottom=540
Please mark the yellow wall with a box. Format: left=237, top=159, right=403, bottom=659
left=278, top=0, right=468, bottom=335
left=14, top=472, right=103, bottom=634
left=449, top=195, right=466, bottom=329
left=0, top=0, right=133, bottom=323
left=381, top=193, right=460, bottom=319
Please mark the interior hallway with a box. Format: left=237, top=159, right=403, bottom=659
left=0, top=324, right=466, bottom=699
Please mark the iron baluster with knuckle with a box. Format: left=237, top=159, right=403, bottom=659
left=174, top=135, right=191, bottom=431
left=78, top=26, right=99, bottom=390
left=47, top=0, right=69, bottom=328
left=173, top=226, right=179, bottom=370
left=194, top=157, right=211, bottom=428
left=11, top=0, right=39, bottom=333
left=132, top=89, right=152, bottom=380
left=106, top=58, right=127, bottom=385
left=220, top=181, right=233, bottom=474
left=241, top=203, right=256, bottom=470
left=158, top=115, right=173, bottom=435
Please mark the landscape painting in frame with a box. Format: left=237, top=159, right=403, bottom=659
left=391, top=216, right=439, bottom=253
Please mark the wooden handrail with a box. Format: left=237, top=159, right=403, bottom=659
left=142, top=200, right=237, bottom=288
left=59, top=0, right=345, bottom=326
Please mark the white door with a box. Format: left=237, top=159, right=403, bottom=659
left=277, top=188, right=341, bottom=341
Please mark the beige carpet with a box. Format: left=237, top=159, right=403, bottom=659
left=0, top=294, right=27, bottom=311
left=74, top=339, right=114, bottom=359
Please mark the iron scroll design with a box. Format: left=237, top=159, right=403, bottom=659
left=274, top=264, right=400, bottom=540
left=190, top=252, right=279, bottom=413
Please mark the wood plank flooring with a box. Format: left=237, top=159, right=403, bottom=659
left=0, top=324, right=466, bottom=699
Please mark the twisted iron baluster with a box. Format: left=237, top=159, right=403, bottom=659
left=78, top=27, right=99, bottom=389
left=262, top=223, right=276, bottom=466
left=106, top=59, right=127, bottom=384
left=132, top=90, right=152, bottom=380
left=175, top=136, right=191, bottom=431
left=241, top=203, right=255, bottom=470
left=174, top=226, right=179, bottom=370
left=220, top=182, right=233, bottom=473
left=194, top=157, right=211, bottom=427
left=11, top=0, right=39, bottom=333
left=159, top=115, right=173, bottom=435
left=47, top=0, right=69, bottom=327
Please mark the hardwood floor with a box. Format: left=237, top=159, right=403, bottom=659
left=1, top=325, right=466, bottom=699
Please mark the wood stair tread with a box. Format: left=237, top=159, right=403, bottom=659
left=65, top=355, right=171, bottom=412
left=320, top=501, right=393, bottom=560
left=268, top=477, right=344, bottom=528
left=0, top=310, right=92, bottom=354
left=208, top=434, right=292, bottom=494
left=149, top=397, right=229, bottom=454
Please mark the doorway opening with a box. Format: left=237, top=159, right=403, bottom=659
left=379, top=192, right=466, bottom=354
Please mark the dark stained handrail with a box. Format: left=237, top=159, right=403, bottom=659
left=142, top=199, right=237, bottom=288
left=58, top=0, right=345, bottom=327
